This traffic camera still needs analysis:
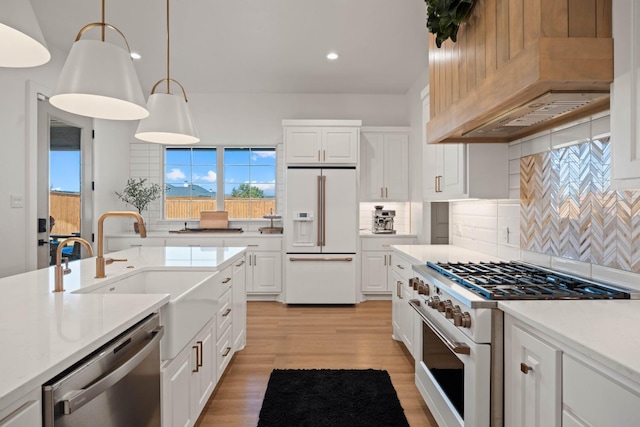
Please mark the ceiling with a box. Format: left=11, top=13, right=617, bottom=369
left=31, top=0, right=429, bottom=95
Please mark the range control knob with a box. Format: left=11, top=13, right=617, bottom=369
left=418, top=284, right=427, bottom=295
left=412, top=278, right=419, bottom=290
left=420, top=280, right=430, bottom=296
left=445, top=305, right=454, bottom=319
left=438, top=300, right=452, bottom=313
left=453, top=311, right=472, bottom=328
left=428, top=296, right=440, bottom=309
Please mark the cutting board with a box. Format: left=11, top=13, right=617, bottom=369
left=199, top=211, right=229, bottom=229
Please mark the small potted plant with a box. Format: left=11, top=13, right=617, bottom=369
left=115, top=178, right=162, bottom=232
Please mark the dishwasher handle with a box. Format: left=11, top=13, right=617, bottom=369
left=61, top=326, right=164, bottom=415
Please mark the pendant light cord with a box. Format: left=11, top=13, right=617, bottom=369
left=101, top=0, right=105, bottom=41
left=166, top=0, right=171, bottom=94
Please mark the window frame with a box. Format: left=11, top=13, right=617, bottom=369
left=162, top=145, right=277, bottom=221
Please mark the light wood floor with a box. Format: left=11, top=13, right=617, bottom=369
left=195, top=301, right=437, bottom=426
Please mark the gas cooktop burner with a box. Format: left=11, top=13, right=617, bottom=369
left=427, top=261, right=631, bottom=300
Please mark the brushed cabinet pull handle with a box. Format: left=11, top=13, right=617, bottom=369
left=222, top=308, right=232, bottom=317
left=396, top=265, right=405, bottom=269
left=192, top=345, right=200, bottom=372
left=222, top=347, right=231, bottom=357
left=435, top=176, right=438, bottom=192
left=197, top=341, right=204, bottom=367
left=385, top=187, right=388, bottom=198
left=222, top=277, right=231, bottom=284
left=235, top=260, right=245, bottom=267
left=381, top=187, right=384, bottom=197
left=520, top=363, right=533, bottom=374
left=318, top=150, right=321, bottom=161
left=323, top=150, right=326, bottom=161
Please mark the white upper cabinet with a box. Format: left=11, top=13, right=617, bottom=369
left=611, top=1, right=640, bottom=189
left=360, top=128, right=409, bottom=201
left=421, top=87, right=509, bottom=200
left=283, top=120, right=361, bottom=165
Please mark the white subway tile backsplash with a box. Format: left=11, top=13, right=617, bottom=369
left=509, top=159, right=520, bottom=174
left=521, top=133, right=551, bottom=156
left=522, top=251, right=551, bottom=267
left=551, top=256, right=591, bottom=278
left=497, top=245, right=520, bottom=261
left=508, top=142, right=522, bottom=160
left=591, top=265, right=640, bottom=291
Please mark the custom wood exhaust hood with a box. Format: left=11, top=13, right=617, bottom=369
left=427, top=0, right=613, bottom=144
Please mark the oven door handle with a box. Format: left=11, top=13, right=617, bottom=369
left=409, top=299, right=470, bottom=355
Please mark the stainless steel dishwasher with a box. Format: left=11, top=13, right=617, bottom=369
left=43, top=313, right=164, bottom=427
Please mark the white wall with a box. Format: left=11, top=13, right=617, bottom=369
left=405, top=69, right=429, bottom=241
left=0, top=49, right=65, bottom=277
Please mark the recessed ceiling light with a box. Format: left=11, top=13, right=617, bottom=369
left=130, top=52, right=141, bottom=60
left=326, top=52, right=339, bottom=60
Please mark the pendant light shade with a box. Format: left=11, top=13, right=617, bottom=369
left=135, top=91, right=199, bottom=144
left=135, top=0, right=198, bottom=144
left=0, top=0, right=50, bottom=67
left=51, top=38, right=148, bottom=120
left=50, top=1, right=148, bottom=121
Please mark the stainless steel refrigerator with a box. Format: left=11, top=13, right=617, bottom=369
left=285, top=166, right=357, bottom=303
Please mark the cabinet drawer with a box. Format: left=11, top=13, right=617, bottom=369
left=217, top=288, right=232, bottom=337
left=361, top=236, right=417, bottom=251
left=215, top=265, right=233, bottom=297
left=563, top=355, right=640, bottom=426
left=225, top=237, right=282, bottom=251
left=390, top=254, right=414, bottom=281
left=216, top=326, right=233, bottom=380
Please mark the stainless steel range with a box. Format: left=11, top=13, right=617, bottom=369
left=409, top=260, right=635, bottom=427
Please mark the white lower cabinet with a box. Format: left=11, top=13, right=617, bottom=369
left=0, top=388, right=41, bottom=427
left=505, top=313, right=640, bottom=427
left=361, top=236, right=416, bottom=294
left=232, top=257, right=247, bottom=351
left=162, top=318, right=216, bottom=427
left=504, top=315, right=561, bottom=427
left=390, top=251, right=416, bottom=357
left=562, top=355, right=640, bottom=426
left=247, top=251, right=282, bottom=294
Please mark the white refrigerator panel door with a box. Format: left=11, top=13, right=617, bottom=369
left=285, top=254, right=357, bottom=304
left=321, top=168, right=357, bottom=253
left=285, top=168, right=320, bottom=253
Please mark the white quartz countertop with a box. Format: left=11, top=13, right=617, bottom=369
left=499, top=300, right=640, bottom=386
left=359, top=230, right=417, bottom=237
left=107, top=231, right=283, bottom=238
left=390, top=244, right=504, bottom=265
left=0, top=245, right=245, bottom=410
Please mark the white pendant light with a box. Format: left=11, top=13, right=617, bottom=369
left=135, top=0, right=198, bottom=144
left=50, top=0, right=148, bottom=121
left=0, top=0, right=50, bottom=67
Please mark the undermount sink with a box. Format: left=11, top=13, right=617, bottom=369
left=75, top=269, right=217, bottom=360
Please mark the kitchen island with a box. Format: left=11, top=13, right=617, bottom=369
left=0, top=245, right=245, bottom=424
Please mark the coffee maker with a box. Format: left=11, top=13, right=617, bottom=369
left=372, top=205, right=396, bottom=234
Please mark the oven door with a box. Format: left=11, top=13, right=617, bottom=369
left=410, top=300, right=490, bottom=427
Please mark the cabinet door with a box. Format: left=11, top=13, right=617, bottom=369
left=390, top=269, right=403, bottom=342
left=361, top=251, right=389, bottom=293
left=285, top=127, right=322, bottom=164
left=192, top=323, right=216, bottom=416
left=232, top=257, right=247, bottom=351
left=505, top=319, right=561, bottom=427
left=162, top=349, right=194, bottom=427
left=0, top=397, right=40, bottom=427
left=360, top=133, right=385, bottom=200
left=248, top=251, right=282, bottom=293
left=383, top=134, right=409, bottom=201
left=322, top=127, right=358, bottom=164
left=440, top=144, right=466, bottom=196
left=563, top=354, right=640, bottom=427
left=611, top=1, right=640, bottom=189
left=399, top=280, right=414, bottom=353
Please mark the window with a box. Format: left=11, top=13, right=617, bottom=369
left=164, top=146, right=276, bottom=220
left=224, top=148, right=276, bottom=219
left=165, top=147, right=217, bottom=219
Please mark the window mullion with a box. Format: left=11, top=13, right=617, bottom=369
left=217, top=147, right=224, bottom=211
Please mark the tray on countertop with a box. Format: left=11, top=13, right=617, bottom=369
left=169, top=227, right=243, bottom=234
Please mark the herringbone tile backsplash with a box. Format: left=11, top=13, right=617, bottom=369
left=521, top=138, right=640, bottom=273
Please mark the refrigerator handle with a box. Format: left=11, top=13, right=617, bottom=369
left=317, top=175, right=323, bottom=247
left=321, top=175, right=326, bottom=247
